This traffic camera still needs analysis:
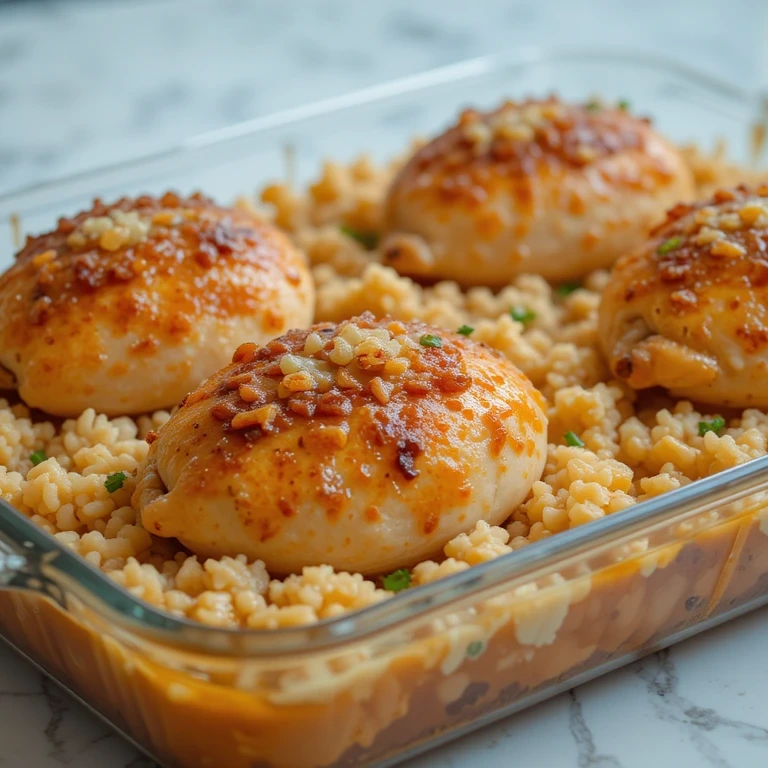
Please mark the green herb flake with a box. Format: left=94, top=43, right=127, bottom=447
left=467, top=640, right=484, bottom=658
left=29, top=450, right=46, bottom=467
left=657, top=236, right=683, bottom=255
left=104, top=471, right=128, bottom=494
left=457, top=324, right=475, bottom=336
left=340, top=225, right=379, bottom=250
left=555, top=281, right=582, bottom=298
left=617, top=98, right=631, bottom=111
left=382, top=569, right=411, bottom=593
left=586, top=99, right=602, bottom=112
left=510, top=306, right=536, bottom=325
left=419, top=333, right=443, bottom=348
left=698, top=416, right=726, bottom=437
left=564, top=431, right=585, bottom=448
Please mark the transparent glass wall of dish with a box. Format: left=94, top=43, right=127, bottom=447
left=0, top=58, right=751, bottom=271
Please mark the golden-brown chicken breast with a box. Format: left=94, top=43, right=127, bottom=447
left=383, top=98, right=694, bottom=286
left=0, top=193, right=314, bottom=416
left=133, top=313, right=548, bottom=574
left=600, top=185, right=768, bottom=407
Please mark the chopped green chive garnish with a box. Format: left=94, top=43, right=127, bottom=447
left=340, top=225, right=379, bottom=250
left=419, top=333, right=443, bottom=348
left=382, top=569, right=411, bottom=593
left=104, top=471, right=127, bottom=494
left=586, top=99, right=601, bottom=112
left=30, top=450, right=46, bottom=466
left=564, top=431, right=585, bottom=447
left=510, top=306, right=536, bottom=325
left=467, top=640, right=484, bottom=658
left=657, top=236, right=683, bottom=255
left=555, top=281, right=582, bottom=297
left=617, top=98, right=631, bottom=111
left=457, top=324, right=475, bottom=336
left=698, top=416, right=726, bottom=437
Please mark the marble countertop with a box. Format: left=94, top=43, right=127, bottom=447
left=3, top=0, right=768, bottom=195
left=2, top=0, right=768, bottom=766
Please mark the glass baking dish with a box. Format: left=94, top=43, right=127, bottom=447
left=1, top=46, right=768, bottom=768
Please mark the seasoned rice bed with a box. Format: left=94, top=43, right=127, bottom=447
left=0, top=146, right=764, bottom=629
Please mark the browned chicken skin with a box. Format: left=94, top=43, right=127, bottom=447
left=133, top=313, right=548, bottom=574
left=383, top=98, right=694, bottom=286
left=0, top=193, right=314, bottom=416
left=600, top=185, right=768, bottom=407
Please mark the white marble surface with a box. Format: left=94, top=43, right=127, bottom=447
left=2, top=0, right=768, bottom=766
left=3, top=0, right=768, bottom=195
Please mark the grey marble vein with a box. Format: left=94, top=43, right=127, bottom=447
left=40, top=676, right=69, bottom=763
left=568, top=690, right=624, bottom=768
left=636, top=650, right=768, bottom=768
